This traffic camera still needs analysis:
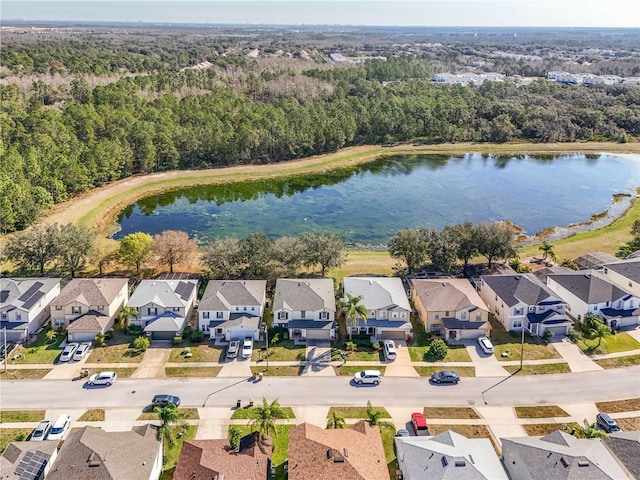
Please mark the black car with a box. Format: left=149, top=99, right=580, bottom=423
left=430, top=370, right=460, bottom=384
left=596, top=412, right=620, bottom=433
left=152, top=394, right=181, bottom=408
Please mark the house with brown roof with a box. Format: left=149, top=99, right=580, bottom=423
left=411, top=279, right=490, bottom=342
left=0, top=440, right=58, bottom=480
left=173, top=432, right=273, bottom=480
left=50, top=278, right=128, bottom=342
left=287, top=421, right=388, bottom=480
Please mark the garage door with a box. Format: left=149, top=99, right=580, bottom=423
left=379, top=330, right=406, bottom=340
left=69, top=332, right=96, bottom=343
left=306, top=329, right=331, bottom=340
left=152, top=331, right=176, bottom=341
left=546, top=326, right=568, bottom=336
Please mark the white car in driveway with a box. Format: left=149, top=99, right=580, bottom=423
left=88, top=371, right=117, bottom=386
left=47, top=414, right=71, bottom=440
left=72, top=342, right=91, bottom=361
left=477, top=336, right=494, bottom=354
left=59, top=343, right=79, bottom=362
left=383, top=340, right=397, bottom=361
left=241, top=337, right=253, bottom=359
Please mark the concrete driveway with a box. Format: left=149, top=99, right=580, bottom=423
left=130, top=342, right=172, bottom=379
left=550, top=338, right=603, bottom=373
left=383, top=341, right=420, bottom=377
left=465, top=341, right=510, bottom=377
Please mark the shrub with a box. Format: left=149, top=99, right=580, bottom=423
left=104, top=329, right=114, bottom=339
left=173, top=336, right=183, bottom=345
left=345, top=341, right=356, bottom=352
left=268, top=326, right=288, bottom=343
left=94, top=333, right=105, bottom=347
left=190, top=330, right=204, bottom=342
left=372, top=341, right=381, bottom=351
left=127, top=325, right=143, bottom=335
left=568, top=328, right=583, bottom=343
left=543, top=330, right=554, bottom=340
left=133, top=335, right=150, bottom=351
left=428, top=339, right=448, bottom=360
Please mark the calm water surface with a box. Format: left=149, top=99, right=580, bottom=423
left=116, top=154, right=639, bottom=245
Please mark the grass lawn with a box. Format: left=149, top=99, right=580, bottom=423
left=414, top=366, right=476, bottom=377
left=229, top=425, right=294, bottom=480
left=0, top=368, right=51, bottom=380
left=423, top=407, right=480, bottom=419
left=523, top=423, right=578, bottom=436
left=596, top=398, right=640, bottom=413
left=86, top=332, right=145, bottom=363
left=0, top=410, right=45, bottom=423
left=595, top=354, right=640, bottom=369
left=165, top=366, right=221, bottom=377
left=576, top=332, right=640, bottom=355
left=251, top=366, right=304, bottom=376
left=616, top=417, right=640, bottom=431
left=428, top=424, right=493, bottom=440
left=379, top=422, right=400, bottom=480
left=162, top=424, right=196, bottom=474
left=333, top=365, right=386, bottom=376
left=490, top=323, right=561, bottom=361
left=515, top=406, right=570, bottom=418
left=330, top=250, right=396, bottom=283
left=327, top=406, right=391, bottom=419
left=78, top=409, right=105, bottom=421
left=138, top=408, right=200, bottom=421
left=231, top=406, right=295, bottom=420
left=503, top=363, right=571, bottom=375
left=251, top=340, right=306, bottom=362
left=408, top=345, right=471, bottom=362
left=8, top=330, right=65, bottom=364
left=169, top=343, right=224, bottom=363
left=0, top=428, right=33, bottom=453
left=345, top=348, right=384, bottom=361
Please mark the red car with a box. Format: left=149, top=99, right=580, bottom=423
left=411, top=412, right=429, bottom=435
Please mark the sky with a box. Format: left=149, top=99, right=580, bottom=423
left=2, top=0, right=640, bottom=28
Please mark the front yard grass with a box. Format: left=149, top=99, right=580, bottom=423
left=86, top=331, right=145, bottom=363
left=161, top=424, right=196, bottom=475
left=0, top=428, right=33, bottom=453
left=229, top=425, right=294, bottom=480
left=0, top=369, right=51, bottom=380
left=251, top=340, right=306, bottom=362
left=595, top=354, right=640, bottom=368
left=138, top=408, right=200, bottom=421
left=408, top=345, right=471, bottom=362
left=503, top=363, right=571, bottom=375
left=251, top=366, right=304, bottom=376
left=344, top=348, right=384, bottom=361
left=231, top=406, right=295, bottom=420
left=490, top=324, right=561, bottom=361
left=379, top=422, right=400, bottom=480
left=423, top=407, right=480, bottom=419
left=414, top=366, right=476, bottom=377
left=596, top=398, right=640, bottom=413
left=8, top=329, right=65, bottom=364
left=427, top=424, right=493, bottom=440
left=165, top=366, right=221, bottom=377
left=0, top=410, right=45, bottom=423
left=169, top=343, right=224, bottom=363
left=523, top=423, right=578, bottom=436
left=616, top=417, right=640, bottom=431
left=515, top=406, right=570, bottom=418
left=327, top=406, right=391, bottom=419
left=78, top=409, right=105, bottom=421
left=333, top=365, right=387, bottom=376
left=576, top=332, right=640, bottom=355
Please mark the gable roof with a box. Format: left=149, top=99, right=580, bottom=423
left=50, top=279, right=127, bottom=308
left=287, top=421, right=387, bottom=480
left=344, top=277, right=410, bottom=311
left=604, top=431, right=640, bottom=479
left=173, top=432, right=272, bottom=480
left=603, top=258, right=640, bottom=284
left=411, top=279, right=489, bottom=313
left=66, top=311, right=110, bottom=332
left=199, top=280, right=266, bottom=311
left=0, top=278, right=60, bottom=312
left=46, top=425, right=161, bottom=480
left=481, top=274, right=560, bottom=307
left=0, top=440, right=58, bottom=480
left=143, top=311, right=187, bottom=332
left=573, top=252, right=619, bottom=270
left=273, top=279, right=336, bottom=312
left=548, top=270, right=633, bottom=304
left=128, top=280, right=197, bottom=309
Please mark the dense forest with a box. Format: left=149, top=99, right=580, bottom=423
left=2, top=26, right=640, bottom=233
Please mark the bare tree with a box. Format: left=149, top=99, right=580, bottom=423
left=153, top=230, right=197, bottom=273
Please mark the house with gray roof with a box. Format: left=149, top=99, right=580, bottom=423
left=272, top=278, right=336, bottom=341
left=128, top=279, right=198, bottom=340
left=479, top=274, right=572, bottom=336
left=395, top=430, right=508, bottom=480
left=502, top=430, right=631, bottom=480
left=573, top=252, right=619, bottom=270
left=198, top=280, right=266, bottom=342
left=604, top=431, right=640, bottom=479
left=411, top=279, right=490, bottom=342
left=343, top=277, right=412, bottom=341
left=547, top=270, right=640, bottom=328
left=0, top=440, right=58, bottom=480
left=601, top=258, right=640, bottom=299
left=50, top=278, right=128, bottom=342
left=46, top=424, right=162, bottom=480
left=0, top=278, right=60, bottom=342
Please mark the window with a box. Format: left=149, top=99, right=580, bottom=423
left=54, top=319, right=65, bottom=327
left=300, top=311, right=306, bottom=319
left=392, top=312, right=398, bottom=319
left=97, top=305, right=104, bottom=311
left=55, top=306, right=62, bottom=311
left=243, top=306, right=247, bottom=311
left=16, top=313, right=22, bottom=321
left=528, top=306, right=534, bottom=312
left=72, top=306, right=81, bottom=314
left=147, top=307, right=157, bottom=316
left=460, top=311, right=467, bottom=320
left=214, top=312, right=222, bottom=319
left=435, top=314, right=440, bottom=320
left=173, top=307, right=180, bottom=312
left=216, top=328, right=223, bottom=334
left=513, top=320, right=522, bottom=328
left=476, top=313, right=482, bottom=321
left=604, top=268, right=608, bottom=274
left=235, top=307, right=239, bottom=311
left=277, top=312, right=288, bottom=320
left=251, top=307, right=255, bottom=311
left=203, top=312, right=210, bottom=319
left=1, top=312, right=6, bottom=320
left=538, top=306, right=544, bottom=312
left=201, top=325, right=207, bottom=332
left=495, top=295, right=498, bottom=301
left=320, top=311, right=330, bottom=320
left=605, top=301, right=610, bottom=307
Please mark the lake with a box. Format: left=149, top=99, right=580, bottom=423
left=115, top=153, right=640, bottom=245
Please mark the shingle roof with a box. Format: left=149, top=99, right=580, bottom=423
left=603, top=258, right=640, bottom=284
left=442, top=318, right=489, bottom=331
left=573, top=252, right=619, bottom=269
left=0, top=278, right=60, bottom=312
left=604, top=431, right=640, bottom=479
left=343, top=277, right=410, bottom=311
left=199, top=280, right=266, bottom=311
left=287, top=421, right=388, bottom=480
left=548, top=270, right=632, bottom=304
left=481, top=274, right=559, bottom=307
left=143, top=311, right=187, bottom=332
left=66, top=310, right=111, bottom=332
left=50, top=278, right=127, bottom=308
left=0, top=440, right=58, bottom=480
left=212, top=315, right=261, bottom=330
left=128, top=279, right=197, bottom=309
left=273, top=279, right=336, bottom=312
left=411, top=279, right=489, bottom=313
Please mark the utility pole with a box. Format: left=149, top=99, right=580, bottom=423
left=519, top=323, right=525, bottom=372
left=265, top=325, right=269, bottom=371
left=3, top=327, right=7, bottom=373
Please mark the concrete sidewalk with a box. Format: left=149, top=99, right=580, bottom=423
left=551, top=338, right=603, bottom=373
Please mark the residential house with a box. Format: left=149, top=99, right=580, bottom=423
left=0, top=440, right=58, bottom=480
left=272, top=279, right=336, bottom=341
left=411, top=279, right=490, bottom=342
left=287, top=421, right=388, bottom=480
left=128, top=279, right=198, bottom=340
left=502, top=430, right=630, bottom=480
left=601, top=258, right=640, bottom=298
left=173, top=432, right=273, bottom=480
left=547, top=270, right=640, bottom=328
left=50, top=278, right=128, bottom=342
left=604, top=431, right=640, bottom=479
left=0, top=278, right=60, bottom=342
left=343, top=277, right=412, bottom=341
left=573, top=252, right=619, bottom=270
left=46, top=425, right=162, bottom=480
left=395, top=430, right=508, bottom=480
left=479, top=274, right=572, bottom=336
left=198, top=280, right=266, bottom=342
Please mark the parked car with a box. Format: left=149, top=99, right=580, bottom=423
left=59, top=343, right=79, bottom=362
left=411, top=412, right=429, bottom=435
left=395, top=428, right=411, bottom=437
left=88, top=371, right=117, bottom=386
left=152, top=394, right=181, bottom=408
left=477, top=336, right=494, bottom=354
left=596, top=412, right=621, bottom=433
left=430, top=370, right=460, bottom=384
left=353, top=370, right=382, bottom=385
left=383, top=340, right=397, bottom=361
left=47, top=414, right=71, bottom=440
left=241, top=337, right=253, bottom=359
left=30, top=420, right=52, bottom=441
left=0, top=341, right=16, bottom=361
left=72, top=342, right=91, bottom=361
left=227, top=339, right=240, bottom=358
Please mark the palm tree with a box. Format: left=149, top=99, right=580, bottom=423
left=366, top=401, right=383, bottom=426
left=570, top=419, right=608, bottom=439
left=590, top=320, right=612, bottom=349
left=326, top=411, right=346, bottom=429
left=118, top=306, right=135, bottom=329
left=339, top=293, right=368, bottom=340
left=538, top=241, right=555, bottom=260
left=154, top=403, right=185, bottom=447
left=250, top=397, right=286, bottom=441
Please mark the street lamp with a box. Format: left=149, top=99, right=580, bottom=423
left=519, top=321, right=525, bottom=371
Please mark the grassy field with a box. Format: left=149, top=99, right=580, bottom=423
left=0, top=428, right=33, bottom=453
left=414, top=366, right=476, bottom=377
left=86, top=332, right=145, bottom=363
left=169, top=344, right=224, bottom=363
left=165, top=366, right=221, bottom=377
left=616, top=417, right=640, bottom=431
left=0, top=410, right=45, bottom=423
left=523, top=423, right=578, bottom=436
left=251, top=340, right=306, bottom=362
left=427, top=424, right=493, bottom=440
left=489, top=321, right=561, bottom=361
left=423, top=407, right=480, bottom=419
left=515, top=406, right=570, bottom=418
left=576, top=332, right=640, bottom=355
left=231, top=406, right=295, bottom=420
left=596, top=398, right=640, bottom=413
left=595, top=354, right=640, bottom=368
left=408, top=345, right=472, bottom=362
left=8, top=330, right=65, bottom=365
left=327, top=406, right=391, bottom=419
left=503, top=363, right=571, bottom=375
left=0, top=368, right=52, bottom=380
left=78, top=409, right=105, bottom=421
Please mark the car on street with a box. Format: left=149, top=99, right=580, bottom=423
left=152, top=394, right=181, bottom=408
left=227, top=339, right=240, bottom=358
left=88, top=371, right=117, bottom=386
left=596, top=412, right=620, bottom=433
left=59, top=343, right=79, bottom=362
left=411, top=412, right=429, bottom=435
left=47, top=414, right=71, bottom=440
left=241, top=337, right=253, bottom=359
left=430, top=370, right=460, bottom=384
left=30, top=420, right=52, bottom=441
left=72, top=342, right=91, bottom=361
left=383, top=340, right=397, bottom=361
left=477, top=336, right=494, bottom=354
left=353, top=370, right=382, bottom=385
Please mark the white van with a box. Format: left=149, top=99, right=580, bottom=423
left=353, top=370, right=382, bottom=385
left=47, top=414, right=71, bottom=440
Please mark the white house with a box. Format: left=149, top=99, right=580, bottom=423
left=343, top=277, right=412, bottom=341
left=601, top=258, right=640, bottom=298
left=0, top=278, right=61, bottom=342
left=272, top=278, right=336, bottom=341
left=198, top=280, right=266, bottom=342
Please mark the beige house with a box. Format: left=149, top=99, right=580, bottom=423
left=50, top=278, right=128, bottom=342
left=411, top=279, right=490, bottom=342
left=601, top=258, right=640, bottom=298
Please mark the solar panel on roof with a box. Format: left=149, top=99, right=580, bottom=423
left=0, top=290, right=9, bottom=303
left=22, top=291, right=45, bottom=310
left=175, top=281, right=194, bottom=301
left=17, top=282, right=43, bottom=302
